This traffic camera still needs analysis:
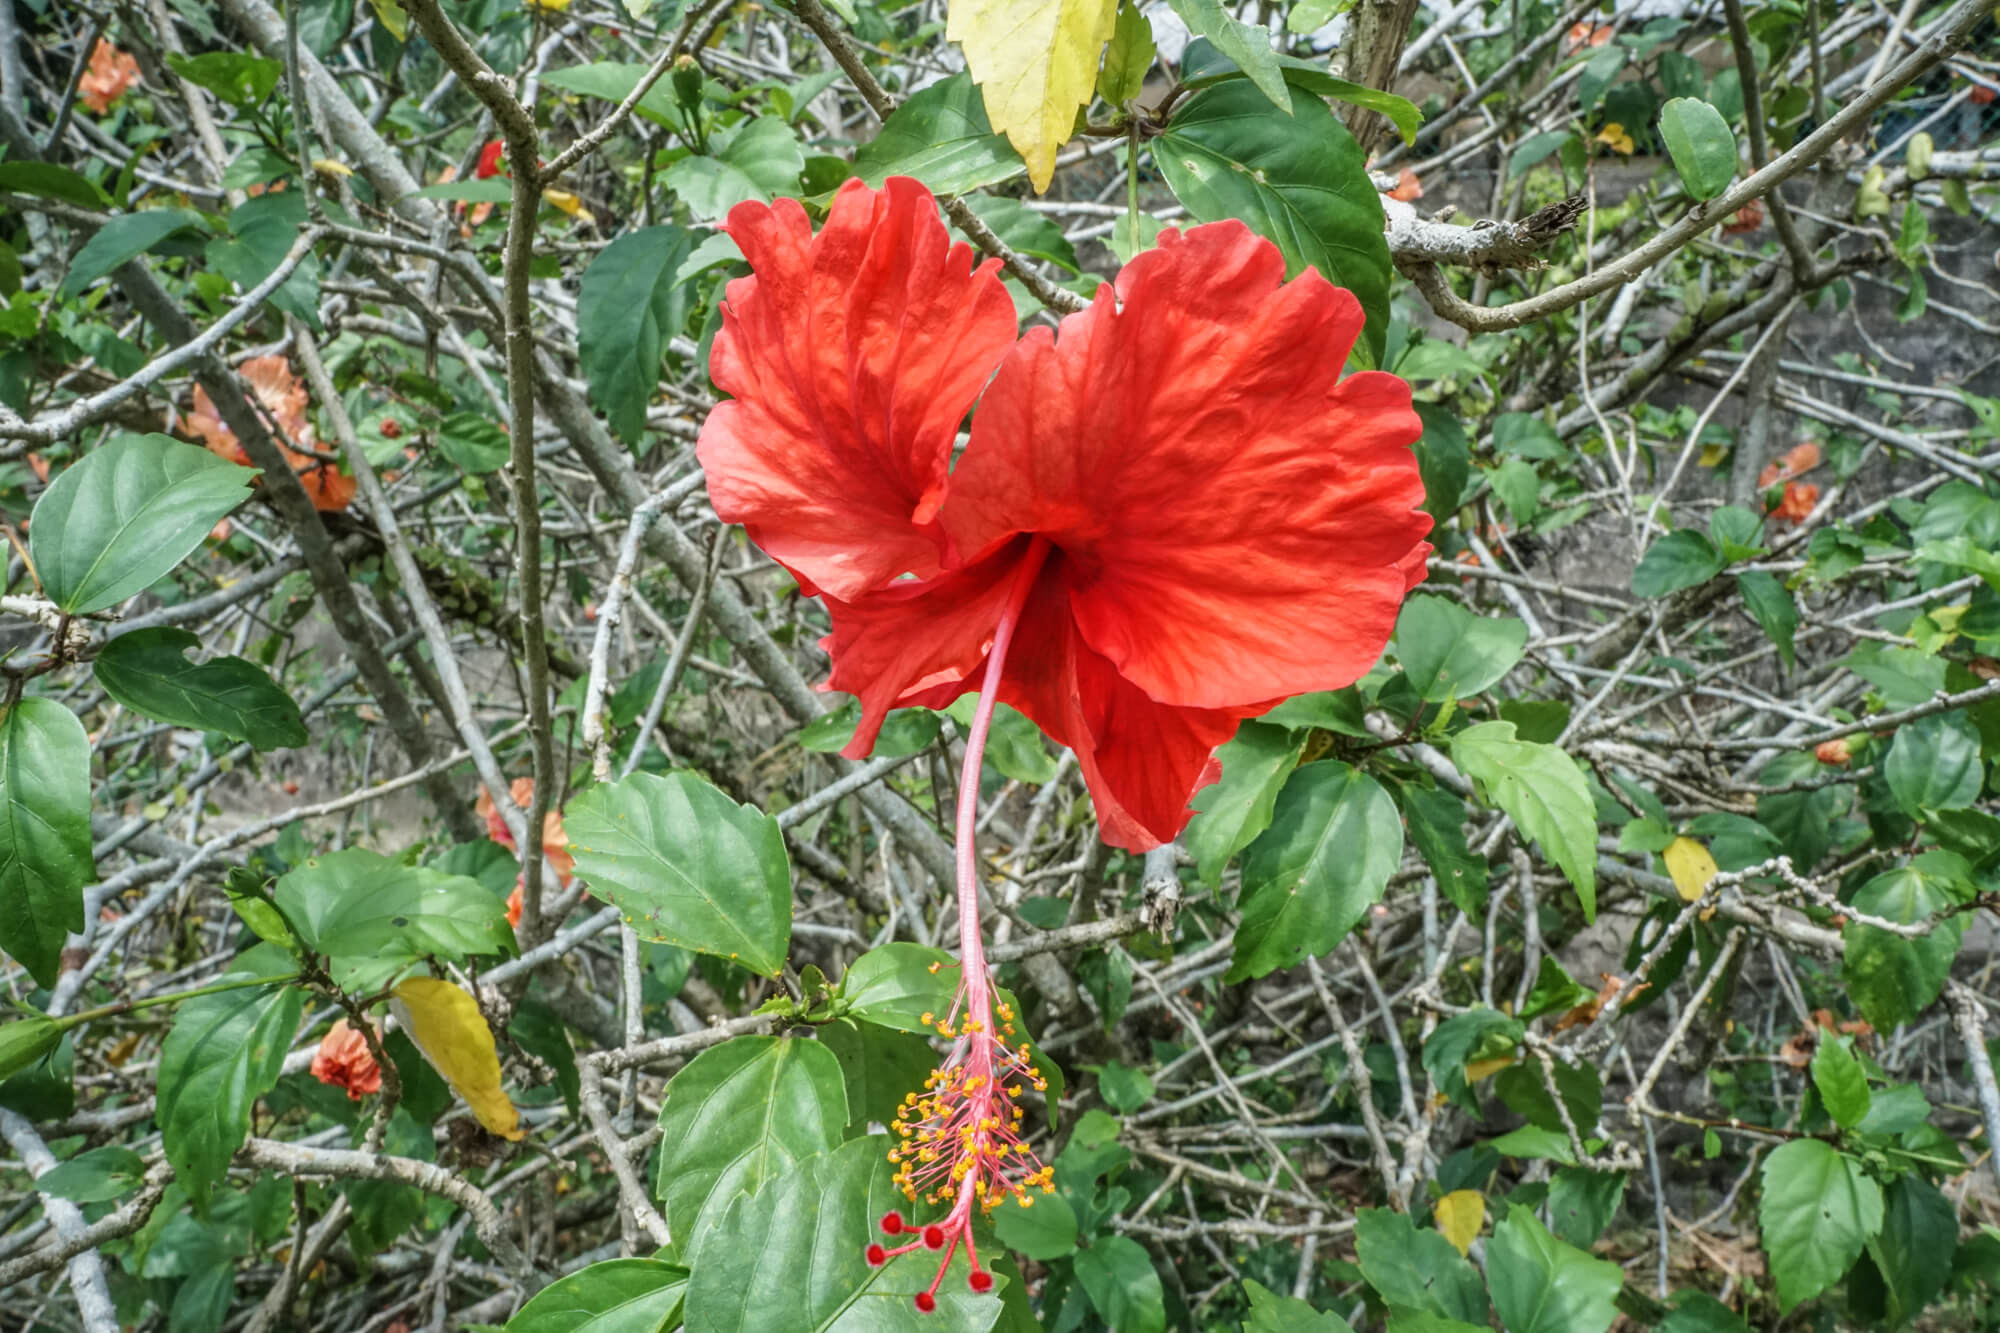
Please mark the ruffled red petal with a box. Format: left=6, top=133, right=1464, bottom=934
left=698, top=177, right=1017, bottom=600
left=997, top=559, right=1246, bottom=851
left=943, top=220, right=1432, bottom=709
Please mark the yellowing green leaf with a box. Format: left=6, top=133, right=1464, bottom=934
left=367, top=0, right=409, bottom=40
left=947, top=0, right=1119, bottom=191
left=392, top=977, right=523, bottom=1141
left=1663, top=836, right=1718, bottom=902
left=1434, top=1190, right=1485, bottom=1256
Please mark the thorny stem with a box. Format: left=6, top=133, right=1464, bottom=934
left=871, top=538, right=1056, bottom=1311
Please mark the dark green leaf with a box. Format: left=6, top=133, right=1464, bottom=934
left=206, top=216, right=320, bottom=328
left=1842, top=866, right=1967, bottom=1030
left=1486, top=1208, right=1623, bottom=1333
left=1074, top=1233, right=1166, bottom=1333
left=59, top=210, right=212, bottom=297
left=273, top=848, right=517, bottom=991
left=993, top=1189, right=1078, bottom=1261
left=566, top=771, right=793, bottom=976
left=0, top=699, right=93, bottom=987
left=1400, top=783, right=1486, bottom=917
left=504, top=1258, right=689, bottom=1333
left=1659, top=1292, right=1750, bottom=1332
left=30, top=434, right=254, bottom=614
left=1228, top=761, right=1402, bottom=981
left=1864, top=1175, right=1956, bottom=1328
left=1393, top=595, right=1527, bottom=701
left=1155, top=79, right=1391, bottom=366
left=1631, top=529, right=1723, bottom=598
left=654, top=1035, right=846, bottom=1256
left=1353, top=1207, right=1488, bottom=1323
left=1243, top=1278, right=1352, bottom=1332
left=94, top=627, right=306, bottom=749
left=1422, top=1007, right=1521, bottom=1113
left=542, top=62, right=683, bottom=128
left=1414, top=403, right=1470, bottom=519
left=438, top=412, right=512, bottom=475
left=1547, top=1167, right=1626, bottom=1249
left=0, top=162, right=111, bottom=209
left=577, top=226, right=691, bottom=444
left=1184, top=721, right=1302, bottom=887
left=1884, top=713, right=1984, bottom=814
left=1758, top=1139, right=1882, bottom=1311
left=1658, top=97, right=1738, bottom=199
left=685, top=1137, right=1005, bottom=1331
left=1178, top=39, right=1423, bottom=143
left=34, top=1145, right=148, bottom=1203
left=1167, top=2, right=1289, bottom=111
left=854, top=74, right=1023, bottom=195
left=158, top=948, right=302, bottom=1211
left=817, top=1017, right=936, bottom=1132
left=1737, top=570, right=1797, bottom=670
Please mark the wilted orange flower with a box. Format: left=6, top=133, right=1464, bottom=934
left=187, top=356, right=356, bottom=512
left=506, top=883, right=524, bottom=930
left=1970, top=83, right=1996, bottom=106
left=1772, top=481, right=1818, bottom=523
left=1758, top=441, right=1821, bottom=489
left=1723, top=199, right=1765, bottom=234
left=79, top=40, right=140, bottom=116
left=1388, top=167, right=1423, bottom=202
left=311, top=1020, right=382, bottom=1100
left=1815, top=737, right=1853, bottom=766
left=477, top=778, right=575, bottom=885
left=1565, top=22, right=1613, bottom=51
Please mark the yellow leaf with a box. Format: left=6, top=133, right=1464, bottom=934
left=543, top=188, right=596, bottom=227
left=947, top=0, right=1118, bottom=192
left=526, top=0, right=572, bottom=10
left=1464, top=1054, right=1514, bottom=1084
left=1594, top=122, right=1635, bottom=154
left=392, top=977, right=523, bottom=1141
left=311, top=158, right=354, bottom=178
left=1663, top=836, right=1718, bottom=903
left=1434, top=1189, right=1485, bottom=1255
left=1698, top=443, right=1727, bottom=468
left=367, top=0, right=409, bottom=41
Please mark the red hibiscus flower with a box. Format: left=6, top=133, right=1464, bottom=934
left=700, top=177, right=1432, bottom=852
left=1772, top=480, right=1819, bottom=523
left=475, top=139, right=506, bottom=180
left=697, top=177, right=1430, bottom=1309
left=1758, top=440, right=1820, bottom=489
left=311, top=1019, right=382, bottom=1101
left=78, top=40, right=140, bottom=116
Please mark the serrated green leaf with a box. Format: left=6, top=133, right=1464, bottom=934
left=1758, top=1139, right=1882, bottom=1310
left=1486, top=1208, right=1623, bottom=1333
left=1449, top=721, right=1597, bottom=918
left=1184, top=721, right=1302, bottom=887
left=1393, top=595, right=1527, bottom=701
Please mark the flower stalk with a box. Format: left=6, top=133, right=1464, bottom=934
left=869, top=539, right=1056, bottom=1311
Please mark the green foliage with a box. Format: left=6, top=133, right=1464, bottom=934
left=0, top=699, right=93, bottom=986
left=273, top=848, right=516, bottom=991
left=93, top=627, right=306, bottom=749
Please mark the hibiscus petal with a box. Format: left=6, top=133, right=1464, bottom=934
left=818, top=540, right=1039, bottom=758
left=698, top=177, right=1018, bottom=600
left=944, top=220, right=1432, bottom=710
left=997, top=563, right=1244, bottom=851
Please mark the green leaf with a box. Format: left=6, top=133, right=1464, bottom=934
left=1094, top=1059, right=1153, bottom=1112
left=207, top=216, right=320, bottom=328
left=1166, top=1, right=1289, bottom=112
left=164, top=52, right=282, bottom=107
left=1518, top=957, right=1596, bottom=1021
left=685, top=1137, right=1005, bottom=1331
left=1547, top=1167, right=1626, bottom=1250
left=993, top=1188, right=1078, bottom=1261
left=1096, top=0, right=1155, bottom=105
left=854, top=74, right=1024, bottom=195
left=839, top=942, right=959, bottom=1034
left=1155, top=78, right=1391, bottom=366
left=817, top=1018, right=936, bottom=1132
left=158, top=949, right=302, bottom=1211
left=1400, top=783, right=1486, bottom=917
left=1864, top=1176, right=1957, bottom=1328
left=1736, top=570, right=1797, bottom=670
left=654, top=1035, right=847, bottom=1256
left=1758, top=1139, right=1883, bottom=1311
left=1576, top=44, right=1627, bottom=116
left=543, top=62, right=684, bottom=128
left=1353, top=1207, right=1488, bottom=1324
left=1243, top=1278, right=1352, bottom=1331
left=565, top=771, right=793, bottom=976
left=1810, top=1035, right=1870, bottom=1130
left=504, top=1258, right=689, bottom=1333
left=1178, top=38, right=1422, bottom=144
left=1074, top=1233, right=1166, bottom=1333
left=1393, top=595, right=1527, bottom=702
left=1449, top=721, right=1597, bottom=919
left=1658, top=97, right=1737, bottom=200
left=1659, top=1292, right=1750, bottom=1332
left=0, top=699, right=93, bottom=987
left=943, top=695, right=1056, bottom=783
left=59, top=209, right=213, bottom=297
left=273, top=848, right=517, bottom=992
left=1414, top=403, right=1470, bottom=520
left=1184, top=721, right=1302, bottom=887
left=0, top=162, right=111, bottom=209
left=403, top=178, right=514, bottom=204
left=577, top=226, right=691, bottom=444
left=1487, top=1208, right=1623, bottom=1333
left=437, top=412, right=512, bottom=475
left=1489, top=458, right=1541, bottom=524
left=799, top=699, right=940, bottom=759
left=1884, top=713, right=1985, bottom=814
left=0, top=1011, right=63, bottom=1082
left=1227, top=761, right=1402, bottom=981
left=30, top=435, right=254, bottom=614
left=94, top=627, right=306, bottom=750
left=1422, top=1007, right=1521, bottom=1113
left=959, top=198, right=1080, bottom=275
left=664, top=119, right=806, bottom=221
left=1508, top=129, right=1574, bottom=180
left=1842, top=866, right=1967, bottom=1030
left=1631, top=529, right=1723, bottom=598
left=33, top=1145, right=148, bottom=1203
